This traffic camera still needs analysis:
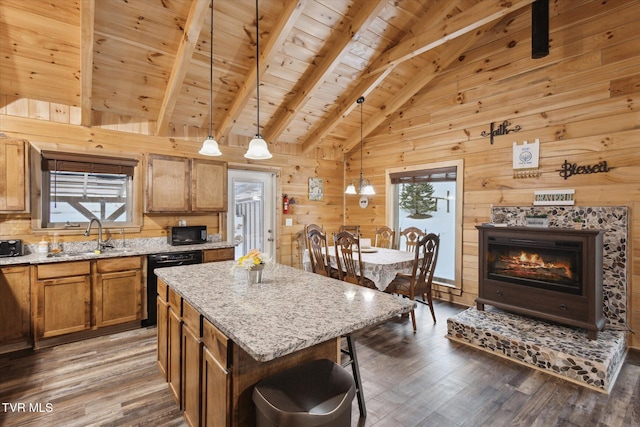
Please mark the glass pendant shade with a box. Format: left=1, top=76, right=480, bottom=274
left=345, top=182, right=357, bottom=194
left=244, top=134, right=272, bottom=159
left=199, top=136, right=222, bottom=156
left=360, top=180, right=375, bottom=195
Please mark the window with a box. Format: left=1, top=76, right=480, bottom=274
left=40, top=151, right=138, bottom=228
left=387, top=160, right=463, bottom=290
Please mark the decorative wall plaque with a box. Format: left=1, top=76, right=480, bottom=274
left=533, top=189, right=575, bottom=206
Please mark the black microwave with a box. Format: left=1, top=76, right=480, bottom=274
left=168, top=225, right=208, bottom=246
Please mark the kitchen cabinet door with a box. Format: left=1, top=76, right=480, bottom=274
left=146, top=154, right=190, bottom=212
left=201, top=318, right=230, bottom=427
left=94, top=257, right=143, bottom=327
left=191, top=159, right=227, bottom=212
left=0, top=138, right=29, bottom=212
left=157, top=295, right=169, bottom=379
left=36, top=275, right=91, bottom=338
left=0, top=266, right=31, bottom=350
left=168, top=287, right=183, bottom=406
left=182, top=320, right=203, bottom=427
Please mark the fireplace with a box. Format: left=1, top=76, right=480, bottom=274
left=476, top=226, right=605, bottom=339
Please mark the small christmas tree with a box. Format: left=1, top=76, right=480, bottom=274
left=399, top=183, right=438, bottom=219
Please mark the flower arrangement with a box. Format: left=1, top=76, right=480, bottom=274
left=237, top=249, right=267, bottom=270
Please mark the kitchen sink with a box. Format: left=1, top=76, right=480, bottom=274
left=47, top=251, right=99, bottom=258
left=46, top=249, right=134, bottom=258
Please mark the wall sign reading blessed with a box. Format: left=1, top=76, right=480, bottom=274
left=557, top=160, right=611, bottom=180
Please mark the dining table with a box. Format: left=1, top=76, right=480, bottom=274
left=304, top=246, right=417, bottom=291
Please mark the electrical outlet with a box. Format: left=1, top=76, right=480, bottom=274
left=285, top=218, right=293, bottom=226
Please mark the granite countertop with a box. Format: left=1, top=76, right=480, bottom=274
left=0, top=239, right=236, bottom=266
left=154, top=261, right=416, bottom=362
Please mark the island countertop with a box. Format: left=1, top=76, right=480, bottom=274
left=154, top=261, right=415, bottom=362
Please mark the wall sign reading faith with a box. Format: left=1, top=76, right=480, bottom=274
left=557, top=160, right=612, bottom=180
left=481, top=120, right=522, bottom=144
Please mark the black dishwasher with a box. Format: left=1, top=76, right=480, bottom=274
left=143, top=250, right=203, bottom=327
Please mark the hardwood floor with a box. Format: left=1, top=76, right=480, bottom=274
left=1, top=301, right=639, bottom=426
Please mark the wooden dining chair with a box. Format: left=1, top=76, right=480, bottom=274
left=304, top=223, right=323, bottom=235
left=385, top=233, right=440, bottom=331
left=374, top=226, right=395, bottom=249
left=306, top=228, right=337, bottom=278
left=399, top=226, right=426, bottom=253
left=339, top=225, right=360, bottom=237
left=333, top=231, right=375, bottom=288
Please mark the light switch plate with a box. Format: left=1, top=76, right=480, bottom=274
left=285, top=218, right=293, bottom=226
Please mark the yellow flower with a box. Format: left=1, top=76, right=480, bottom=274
left=237, top=249, right=266, bottom=270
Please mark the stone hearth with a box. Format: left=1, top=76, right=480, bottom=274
left=446, top=307, right=627, bottom=392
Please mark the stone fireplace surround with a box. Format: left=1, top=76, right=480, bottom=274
left=447, top=206, right=629, bottom=392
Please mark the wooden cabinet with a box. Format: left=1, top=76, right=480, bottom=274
left=94, top=256, right=143, bottom=327
left=182, top=300, right=203, bottom=427
left=0, top=138, right=29, bottom=212
left=0, top=265, right=32, bottom=352
left=157, top=278, right=169, bottom=379
left=192, top=159, right=227, bottom=212
left=203, top=248, right=234, bottom=263
left=34, top=261, right=91, bottom=338
left=202, top=318, right=231, bottom=427
left=146, top=154, right=227, bottom=213
left=168, top=287, right=183, bottom=406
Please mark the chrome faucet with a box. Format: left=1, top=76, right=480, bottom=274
left=84, top=218, right=111, bottom=251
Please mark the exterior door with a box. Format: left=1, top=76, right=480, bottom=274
left=227, top=169, right=276, bottom=261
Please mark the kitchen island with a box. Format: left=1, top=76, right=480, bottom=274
left=154, top=261, right=415, bottom=426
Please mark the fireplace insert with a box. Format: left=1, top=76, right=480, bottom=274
left=476, top=226, right=605, bottom=339
left=486, top=235, right=582, bottom=295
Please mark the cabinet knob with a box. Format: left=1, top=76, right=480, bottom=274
left=496, top=290, right=503, bottom=297
left=560, top=304, right=568, bottom=311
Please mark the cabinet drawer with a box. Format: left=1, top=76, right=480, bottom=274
left=157, top=278, right=168, bottom=303
left=37, top=261, right=90, bottom=279
left=168, top=287, right=181, bottom=312
left=481, top=282, right=589, bottom=321
left=182, top=299, right=201, bottom=335
left=97, top=256, right=142, bottom=273
left=203, top=248, right=234, bottom=263
left=202, top=318, right=229, bottom=369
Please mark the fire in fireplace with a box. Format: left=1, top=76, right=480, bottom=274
left=477, top=226, right=605, bottom=339
left=487, top=236, right=582, bottom=294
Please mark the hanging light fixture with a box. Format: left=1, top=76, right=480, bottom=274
left=345, top=96, right=375, bottom=195
left=199, top=0, right=222, bottom=156
left=244, top=0, right=272, bottom=160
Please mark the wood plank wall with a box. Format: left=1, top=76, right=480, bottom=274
left=0, top=110, right=345, bottom=270
left=343, top=0, right=640, bottom=346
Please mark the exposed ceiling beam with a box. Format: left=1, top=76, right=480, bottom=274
left=298, top=0, right=459, bottom=155
left=215, top=0, right=307, bottom=144
left=365, top=0, right=535, bottom=77
left=80, top=0, right=95, bottom=127
left=155, top=0, right=210, bottom=136
left=264, top=0, right=388, bottom=143
left=300, top=68, right=392, bottom=156
left=338, top=24, right=493, bottom=155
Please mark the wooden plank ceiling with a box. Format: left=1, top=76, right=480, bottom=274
left=0, top=0, right=536, bottom=160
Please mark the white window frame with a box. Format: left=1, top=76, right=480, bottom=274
left=386, top=159, right=464, bottom=292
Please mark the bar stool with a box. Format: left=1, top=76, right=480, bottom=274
left=253, top=358, right=356, bottom=427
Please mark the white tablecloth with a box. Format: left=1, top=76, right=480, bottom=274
left=303, top=247, right=416, bottom=291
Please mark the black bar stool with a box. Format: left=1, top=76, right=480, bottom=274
left=253, top=358, right=356, bottom=427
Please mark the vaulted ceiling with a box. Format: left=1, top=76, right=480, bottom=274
left=0, top=0, right=537, bottom=160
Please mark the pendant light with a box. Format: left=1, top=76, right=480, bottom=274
left=244, top=0, right=272, bottom=160
left=345, top=96, right=375, bottom=195
left=199, top=0, right=222, bottom=156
